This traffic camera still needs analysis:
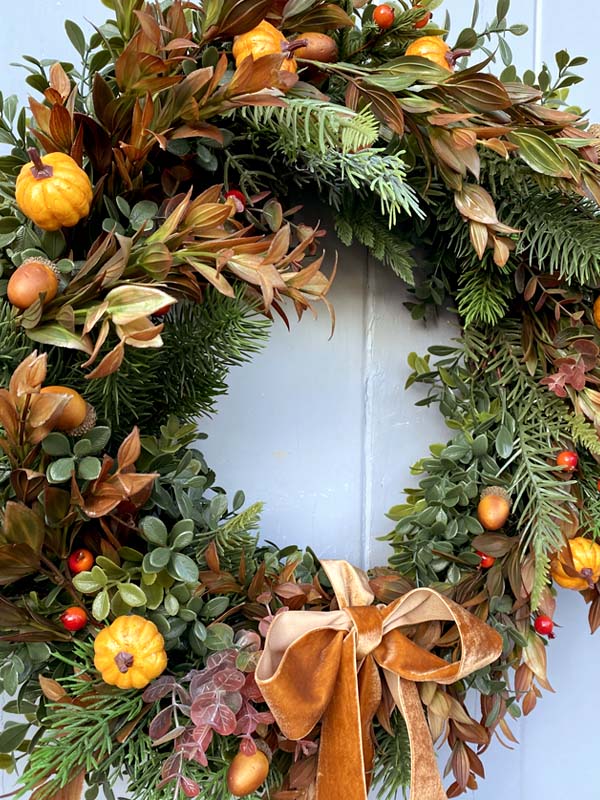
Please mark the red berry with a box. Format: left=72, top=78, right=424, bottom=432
left=534, top=615, right=555, bottom=638
left=224, top=189, right=246, bottom=213
left=556, top=450, right=578, bottom=471
left=415, top=8, right=432, bottom=28
left=374, top=3, right=395, bottom=29
left=153, top=304, right=172, bottom=317
left=67, top=548, right=94, bottom=574
left=597, top=478, right=600, bottom=491
left=60, top=607, right=88, bottom=632
left=476, top=550, right=495, bottom=569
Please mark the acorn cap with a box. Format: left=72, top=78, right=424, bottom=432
left=480, top=486, right=511, bottom=507
left=67, top=403, right=97, bottom=437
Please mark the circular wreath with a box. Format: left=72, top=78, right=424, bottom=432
left=0, top=2, right=598, bottom=799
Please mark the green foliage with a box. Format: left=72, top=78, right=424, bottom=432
left=242, top=100, right=422, bottom=225
left=335, top=199, right=417, bottom=284
left=46, top=291, right=271, bottom=440
left=0, top=302, right=32, bottom=386
left=372, top=715, right=411, bottom=800
left=456, top=258, right=516, bottom=327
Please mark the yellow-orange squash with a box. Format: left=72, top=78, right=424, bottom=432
left=16, top=149, right=93, bottom=231
left=94, top=615, right=167, bottom=690
left=7, top=258, right=58, bottom=309
left=593, top=295, right=600, bottom=328
left=39, top=386, right=88, bottom=432
left=550, top=537, right=600, bottom=590
left=232, top=20, right=297, bottom=73
left=227, top=751, right=270, bottom=797
left=405, top=35, right=453, bottom=71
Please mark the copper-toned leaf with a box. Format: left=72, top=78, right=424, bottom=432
left=445, top=73, right=512, bottom=112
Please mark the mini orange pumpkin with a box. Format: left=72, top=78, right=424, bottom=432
left=232, top=20, right=297, bottom=73
left=593, top=295, right=600, bottom=328
left=550, top=537, right=600, bottom=590
left=7, top=258, right=59, bottom=309
left=405, top=35, right=454, bottom=71
left=16, top=148, right=93, bottom=231
left=94, top=615, right=167, bottom=690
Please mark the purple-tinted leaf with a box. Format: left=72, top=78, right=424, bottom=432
left=190, top=692, right=237, bottom=735
left=149, top=706, right=173, bottom=741
left=234, top=629, right=261, bottom=651
left=175, top=686, right=191, bottom=705
left=178, top=727, right=212, bottom=767
left=206, top=649, right=237, bottom=670
left=151, top=725, right=187, bottom=747
left=236, top=649, right=261, bottom=672
left=181, top=777, right=201, bottom=798
left=161, top=752, right=183, bottom=781
left=222, top=691, right=243, bottom=715
left=239, top=736, right=257, bottom=756
left=142, top=676, right=177, bottom=703
left=241, top=673, right=264, bottom=702
left=213, top=668, right=245, bottom=692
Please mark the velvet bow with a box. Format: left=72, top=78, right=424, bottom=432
left=256, top=560, right=503, bottom=800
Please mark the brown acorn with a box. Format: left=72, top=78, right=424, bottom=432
left=7, top=258, right=59, bottom=309
left=226, top=750, right=270, bottom=797
left=293, top=32, right=338, bottom=63
left=477, top=487, right=511, bottom=531
left=40, top=386, right=94, bottom=434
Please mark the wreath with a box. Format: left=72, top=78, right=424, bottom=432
left=0, top=1, right=598, bottom=799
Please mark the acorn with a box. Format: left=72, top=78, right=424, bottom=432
left=7, top=258, right=59, bottom=310
left=476, top=487, right=511, bottom=531
left=226, top=750, right=270, bottom=797
left=39, top=386, right=96, bottom=435
left=293, top=32, right=338, bottom=63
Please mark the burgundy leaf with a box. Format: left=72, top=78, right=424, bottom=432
left=190, top=692, right=237, bottom=735
left=239, top=736, right=258, bottom=756
left=181, top=777, right=201, bottom=798
left=142, top=676, right=177, bottom=703
left=149, top=706, right=173, bottom=741
left=241, top=673, right=264, bottom=702
left=234, top=630, right=261, bottom=651
left=213, top=668, right=246, bottom=692
left=151, top=725, right=187, bottom=747
left=161, top=752, right=183, bottom=781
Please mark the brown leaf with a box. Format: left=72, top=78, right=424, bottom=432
left=39, top=675, right=69, bottom=702
left=471, top=534, right=516, bottom=557
left=117, top=427, right=141, bottom=470
left=49, top=62, right=71, bottom=100
left=358, top=83, right=404, bottom=136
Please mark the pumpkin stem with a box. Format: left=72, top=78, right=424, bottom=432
left=581, top=567, right=596, bottom=588
left=114, top=651, right=134, bottom=673
left=27, top=148, right=54, bottom=180
left=282, top=38, right=309, bottom=58
left=447, top=48, right=472, bottom=68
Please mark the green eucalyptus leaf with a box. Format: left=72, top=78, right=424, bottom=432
left=47, top=457, right=76, bottom=484
left=41, top=433, right=72, bottom=457
left=205, top=623, right=234, bottom=652
left=77, top=457, right=102, bottom=481
left=140, top=517, right=168, bottom=546
left=92, top=589, right=110, bottom=621
left=117, top=583, right=147, bottom=607
left=168, top=553, right=198, bottom=584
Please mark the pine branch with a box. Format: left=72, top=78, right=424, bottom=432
left=568, top=413, right=600, bottom=456
left=372, top=714, right=411, bottom=800
left=334, top=200, right=417, bottom=284
left=241, top=99, right=422, bottom=225
left=456, top=257, right=516, bottom=327
left=197, top=502, right=263, bottom=573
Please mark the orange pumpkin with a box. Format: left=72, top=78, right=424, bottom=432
left=405, top=36, right=453, bottom=71
left=233, top=20, right=297, bottom=73
left=550, top=537, right=600, bottom=590
left=16, top=149, right=92, bottom=231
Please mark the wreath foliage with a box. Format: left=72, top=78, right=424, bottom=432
left=0, top=1, right=599, bottom=799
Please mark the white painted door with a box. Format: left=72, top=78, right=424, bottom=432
left=0, top=2, right=599, bottom=799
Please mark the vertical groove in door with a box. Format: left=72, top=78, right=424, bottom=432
left=360, top=251, right=376, bottom=570
left=534, top=0, right=544, bottom=72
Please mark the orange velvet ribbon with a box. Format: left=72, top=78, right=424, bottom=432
left=256, top=560, right=503, bottom=800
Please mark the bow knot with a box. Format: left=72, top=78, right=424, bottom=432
left=345, top=605, right=383, bottom=660
left=256, top=560, right=503, bottom=800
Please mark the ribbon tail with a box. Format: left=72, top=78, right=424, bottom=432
left=385, top=674, right=447, bottom=800
left=316, top=634, right=370, bottom=800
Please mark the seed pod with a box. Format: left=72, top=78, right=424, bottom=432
left=476, top=486, right=511, bottom=531
left=226, top=750, right=270, bottom=797
left=294, top=32, right=338, bottom=62
left=7, top=258, right=59, bottom=309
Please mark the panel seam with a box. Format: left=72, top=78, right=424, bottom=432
left=361, top=251, right=375, bottom=570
